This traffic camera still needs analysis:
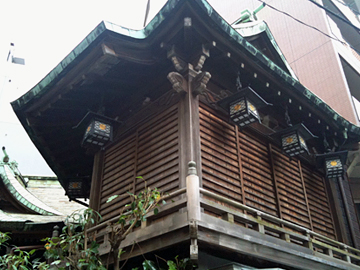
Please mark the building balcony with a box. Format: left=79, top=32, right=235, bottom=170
left=88, top=162, right=360, bottom=270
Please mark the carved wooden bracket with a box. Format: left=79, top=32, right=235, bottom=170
left=167, top=45, right=186, bottom=72
left=194, top=44, right=210, bottom=71
left=192, top=71, right=211, bottom=96
left=167, top=72, right=187, bottom=94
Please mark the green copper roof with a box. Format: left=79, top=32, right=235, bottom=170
left=0, top=164, right=61, bottom=216
left=233, top=20, right=298, bottom=80
left=11, top=0, right=360, bottom=137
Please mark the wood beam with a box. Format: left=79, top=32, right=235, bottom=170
left=178, top=64, right=203, bottom=188
left=89, top=151, right=105, bottom=212
left=198, top=214, right=358, bottom=270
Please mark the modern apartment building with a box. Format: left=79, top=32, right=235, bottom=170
left=210, top=0, right=360, bottom=125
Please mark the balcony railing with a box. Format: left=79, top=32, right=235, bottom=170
left=88, top=164, right=360, bottom=268
left=200, top=188, right=360, bottom=265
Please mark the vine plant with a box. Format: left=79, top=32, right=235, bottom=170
left=0, top=177, right=168, bottom=270
left=106, top=176, right=166, bottom=270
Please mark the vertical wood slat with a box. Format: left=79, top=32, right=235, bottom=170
left=199, top=106, right=242, bottom=205
left=240, top=132, right=278, bottom=217
left=199, top=103, right=338, bottom=240
left=298, top=160, right=313, bottom=231
left=322, top=173, right=337, bottom=241
left=89, top=151, right=105, bottom=213
left=132, top=129, right=139, bottom=202
left=339, top=176, right=360, bottom=248
left=272, top=149, right=311, bottom=229
left=235, top=125, right=246, bottom=211
left=303, top=166, right=336, bottom=240
left=268, top=144, right=283, bottom=221
left=99, top=104, right=180, bottom=223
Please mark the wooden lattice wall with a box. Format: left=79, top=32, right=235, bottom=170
left=199, top=104, right=336, bottom=239
left=99, top=104, right=180, bottom=222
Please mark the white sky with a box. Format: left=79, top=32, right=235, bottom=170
left=0, top=0, right=167, bottom=176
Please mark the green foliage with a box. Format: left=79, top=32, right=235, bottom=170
left=143, top=260, right=158, bottom=270
left=140, top=256, right=194, bottom=270
left=106, top=178, right=166, bottom=270
left=43, top=208, right=106, bottom=270
left=0, top=208, right=105, bottom=269
left=0, top=180, right=168, bottom=270
left=0, top=235, right=49, bottom=270
left=0, top=232, right=10, bottom=246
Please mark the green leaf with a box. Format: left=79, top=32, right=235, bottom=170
left=118, top=217, right=126, bottom=225
left=143, top=260, right=157, bottom=270
left=118, top=248, right=125, bottom=259
left=51, top=260, right=62, bottom=265
left=167, top=260, right=177, bottom=270
left=136, top=176, right=143, bottom=179
left=162, top=200, right=166, bottom=205
left=154, top=208, right=159, bottom=215
left=106, top=194, right=119, bottom=203
left=106, top=195, right=119, bottom=203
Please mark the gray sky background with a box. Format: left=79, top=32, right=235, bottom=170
left=0, top=0, right=167, bottom=176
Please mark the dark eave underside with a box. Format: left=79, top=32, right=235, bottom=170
left=11, top=0, right=360, bottom=190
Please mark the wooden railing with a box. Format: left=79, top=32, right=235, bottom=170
left=200, top=188, right=360, bottom=266
left=88, top=187, right=188, bottom=255
left=89, top=177, right=360, bottom=267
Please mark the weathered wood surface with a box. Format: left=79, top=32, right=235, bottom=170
left=99, top=104, right=180, bottom=222
left=89, top=151, right=104, bottom=212
left=98, top=211, right=189, bottom=258
left=198, top=214, right=360, bottom=270
left=199, top=188, right=360, bottom=268
left=199, top=103, right=337, bottom=240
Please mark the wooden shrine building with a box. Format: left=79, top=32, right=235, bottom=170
left=11, top=0, right=360, bottom=269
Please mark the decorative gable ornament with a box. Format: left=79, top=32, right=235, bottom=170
left=316, top=151, right=348, bottom=179
left=218, top=87, right=271, bottom=128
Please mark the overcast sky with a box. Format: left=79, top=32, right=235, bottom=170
left=0, top=0, right=167, bottom=176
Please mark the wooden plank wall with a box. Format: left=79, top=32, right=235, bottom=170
left=200, top=104, right=336, bottom=239
left=99, top=105, right=180, bottom=223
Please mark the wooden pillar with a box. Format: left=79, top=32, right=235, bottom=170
left=176, top=64, right=202, bottom=188
left=326, top=174, right=360, bottom=248
left=186, top=161, right=200, bottom=261
left=327, top=177, right=349, bottom=244
left=187, top=161, right=201, bottom=221
left=89, top=151, right=104, bottom=212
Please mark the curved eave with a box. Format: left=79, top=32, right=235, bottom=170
left=12, top=0, right=360, bottom=138
left=0, top=164, right=62, bottom=216
left=10, top=0, right=175, bottom=111
left=192, top=0, right=360, bottom=137
left=10, top=0, right=360, bottom=183
left=233, top=20, right=298, bottom=80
